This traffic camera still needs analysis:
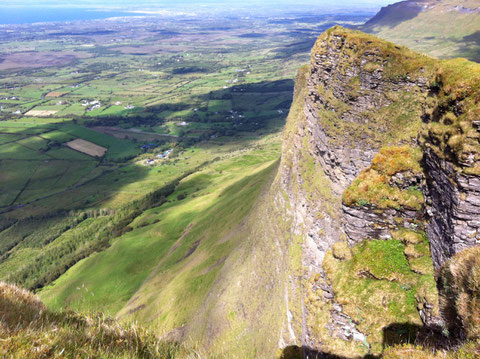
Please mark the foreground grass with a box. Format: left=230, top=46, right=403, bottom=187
left=0, top=282, right=189, bottom=358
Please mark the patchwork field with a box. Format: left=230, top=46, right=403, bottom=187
left=66, top=138, right=107, bottom=157
left=25, top=110, right=58, bottom=116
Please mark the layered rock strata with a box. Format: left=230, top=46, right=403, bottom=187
left=424, top=149, right=480, bottom=268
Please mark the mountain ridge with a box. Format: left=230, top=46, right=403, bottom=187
left=359, top=0, right=480, bottom=62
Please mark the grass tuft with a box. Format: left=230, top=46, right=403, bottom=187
left=438, top=246, right=480, bottom=340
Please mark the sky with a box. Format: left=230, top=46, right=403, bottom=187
left=0, top=0, right=396, bottom=22
left=0, top=0, right=395, bottom=9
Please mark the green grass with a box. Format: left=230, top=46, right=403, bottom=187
left=45, top=147, right=94, bottom=161
left=39, top=130, right=76, bottom=143
left=16, top=136, right=50, bottom=152
left=14, top=160, right=97, bottom=204
left=0, top=161, right=40, bottom=207
left=208, top=99, right=232, bottom=113
left=0, top=134, right=24, bottom=145
left=0, top=143, right=47, bottom=160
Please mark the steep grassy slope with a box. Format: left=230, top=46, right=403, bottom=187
left=38, top=134, right=298, bottom=358
left=359, top=0, right=480, bottom=61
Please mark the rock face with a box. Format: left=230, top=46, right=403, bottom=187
left=343, top=204, right=422, bottom=245
left=277, top=26, right=480, bottom=357
left=424, top=149, right=480, bottom=268
left=306, top=30, right=429, bottom=193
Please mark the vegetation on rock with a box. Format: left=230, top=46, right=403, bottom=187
left=343, top=146, right=424, bottom=210
left=383, top=246, right=480, bottom=358
left=323, top=237, right=438, bottom=356
left=420, top=57, right=480, bottom=175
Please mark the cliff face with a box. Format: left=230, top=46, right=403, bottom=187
left=306, top=29, right=429, bottom=193
left=424, top=149, right=480, bottom=267
left=420, top=60, right=480, bottom=266
left=276, top=27, right=480, bottom=357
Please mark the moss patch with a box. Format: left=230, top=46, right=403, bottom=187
left=323, top=237, right=438, bottom=356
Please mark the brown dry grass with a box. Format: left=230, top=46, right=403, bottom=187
left=438, top=246, right=480, bottom=340
left=24, top=110, right=58, bottom=117
left=0, top=282, right=45, bottom=332
left=46, top=91, right=68, bottom=98
left=0, top=282, right=190, bottom=358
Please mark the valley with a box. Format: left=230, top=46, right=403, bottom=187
left=0, top=9, right=371, bottom=357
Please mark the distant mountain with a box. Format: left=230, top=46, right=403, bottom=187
left=359, top=0, right=480, bottom=61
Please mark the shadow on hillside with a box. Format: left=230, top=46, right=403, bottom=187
left=454, top=31, right=480, bottom=62
left=196, top=79, right=294, bottom=135
left=1, top=77, right=295, bottom=215
left=86, top=79, right=294, bottom=138
left=463, top=31, right=480, bottom=46
left=0, top=122, right=151, bottom=216
left=277, top=345, right=351, bottom=359
left=272, top=37, right=317, bottom=59
left=278, top=322, right=450, bottom=359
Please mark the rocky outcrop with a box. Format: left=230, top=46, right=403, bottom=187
left=341, top=145, right=426, bottom=245
left=306, top=29, right=429, bottom=194
left=343, top=204, right=422, bottom=245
